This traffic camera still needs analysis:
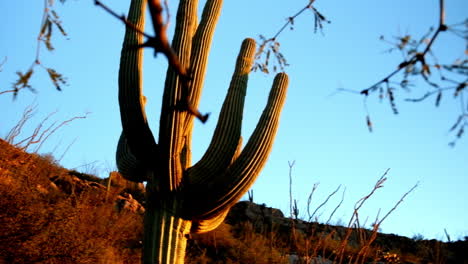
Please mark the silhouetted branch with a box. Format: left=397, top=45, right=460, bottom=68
left=360, top=0, right=447, bottom=97
left=253, top=0, right=330, bottom=74
left=335, top=0, right=467, bottom=143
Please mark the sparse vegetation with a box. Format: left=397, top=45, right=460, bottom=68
left=0, top=139, right=143, bottom=263
left=1, top=139, right=467, bottom=263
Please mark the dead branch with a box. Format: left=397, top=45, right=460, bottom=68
left=5, top=104, right=89, bottom=152
left=326, top=186, right=346, bottom=225
left=5, top=104, right=37, bottom=143
left=308, top=184, right=342, bottom=222
left=306, top=182, right=319, bottom=220
left=33, top=112, right=90, bottom=152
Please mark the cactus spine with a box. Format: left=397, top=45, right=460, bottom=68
left=116, top=0, right=289, bottom=263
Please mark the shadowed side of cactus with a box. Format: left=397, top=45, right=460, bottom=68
left=115, top=0, right=289, bottom=263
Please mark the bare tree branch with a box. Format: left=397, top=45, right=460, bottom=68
left=253, top=0, right=330, bottom=74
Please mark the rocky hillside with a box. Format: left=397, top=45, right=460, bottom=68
left=1, top=139, right=466, bottom=263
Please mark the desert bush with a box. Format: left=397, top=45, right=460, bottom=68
left=186, top=222, right=286, bottom=264
left=0, top=139, right=143, bottom=264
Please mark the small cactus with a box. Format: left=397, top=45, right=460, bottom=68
left=115, top=0, right=288, bottom=263
left=248, top=189, right=254, bottom=202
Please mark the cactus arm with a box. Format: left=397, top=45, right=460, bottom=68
left=116, top=133, right=148, bottom=182
left=185, top=38, right=255, bottom=186
left=184, top=72, right=289, bottom=219
left=190, top=208, right=229, bottom=233
left=117, top=0, right=160, bottom=180
left=180, top=0, right=223, bottom=169
left=182, top=0, right=223, bottom=133
left=189, top=136, right=242, bottom=233
left=158, top=0, right=198, bottom=191
left=115, top=0, right=289, bottom=261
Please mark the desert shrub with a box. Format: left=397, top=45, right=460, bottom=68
left=186, top=222, right=286, bottom=264
left=0, top=139, right=143, bottom=264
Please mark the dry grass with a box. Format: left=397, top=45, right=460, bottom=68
left=1, top=138, right=466, bottom=263
left=0, top=139, right=142, bottom=264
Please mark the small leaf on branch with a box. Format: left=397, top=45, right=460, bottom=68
left=310, top=6, right=330, bottom=33
left=13, top=69, right=35, bottom=96
left=398, top=35, right=411, bottom=50
left=51, top=10, right=59, bottom=19
left=41, top=17, right=55, bottom=51
left=366, top=115, right=373, bottom=132
left=40, top=17, right=50, bottom=36
left=422, top=64, right=431, bottom=75
left=400, top=79, right=413, bottom=91
left=387, top=87, right=398, bottom=114
left=449, top=115, right=463, bottom=132
left=456, top=127, right=464, bottom=138
left=435, top=91, right=442, bottom=107
left=46, top=68, right=67, bottom=91
left=266, top=49, right=270, bottom=66
left=454, top=82, right=466, bottom=97
left=51, top=16, right=68, bottom=37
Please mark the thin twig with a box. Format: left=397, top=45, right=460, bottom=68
left=376, top=182, right=418, bottom=226
left=288, top=160, right=295, bottom=219
left=0, top=56, right=6, bottom=72
left=309, top=184, right=341, bottom=222
left=360, top=0, right=447, bottom=96
left=326, top=186, right=346, bottom=225
left=33, top=112, right=90, bottom=152
left=253, top=0, right=329, bottom=73
left=306, top=182, right=319, bottom=220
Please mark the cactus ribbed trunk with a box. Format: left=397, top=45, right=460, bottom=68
left=143, top=197, right=191, bottom=264
left=116, top=0, right=289, bottom=263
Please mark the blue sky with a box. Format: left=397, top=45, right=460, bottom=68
left=1, top=0, right=467, bottom=241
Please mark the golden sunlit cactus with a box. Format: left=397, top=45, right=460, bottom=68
left=115, top=0, right=288, bottom=263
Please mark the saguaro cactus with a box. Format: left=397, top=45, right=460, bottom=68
left=116, top=0, right=288, bottom=263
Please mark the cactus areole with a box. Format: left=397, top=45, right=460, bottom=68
left=115, top=0, right=289, bottom=263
